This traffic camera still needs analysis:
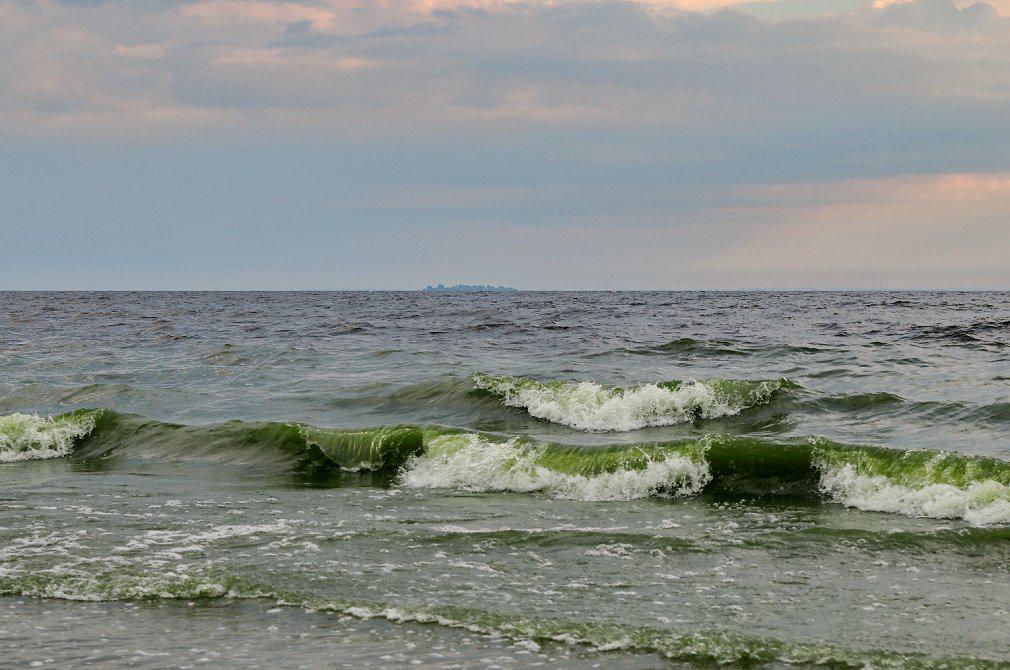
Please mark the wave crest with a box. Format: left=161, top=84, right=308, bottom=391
left=401, top=433, right=710, bottom=501
left=4, top=409, right=1010, bottom=524
left=0, top=411, right=99, bottom=463
left=300, top=425, right=428, bottom=471
left=813, top=446, right=1010, bottom=526
left=472, top=373, right=793, bottom=431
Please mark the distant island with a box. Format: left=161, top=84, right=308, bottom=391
left=423, top=284, right=518, bottom=292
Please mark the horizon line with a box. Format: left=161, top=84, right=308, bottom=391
left=2, top=287, right=1009, bottom=293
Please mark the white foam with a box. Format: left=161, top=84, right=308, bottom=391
left=475, top=377, right=779, bottom=431
left=400, top=434, right=710, bottom=501
left=0, top=413, right=97, bottom=463
left=123, top=521, right=297, bottom=552
left=818, top=464, right=1010, bottom=526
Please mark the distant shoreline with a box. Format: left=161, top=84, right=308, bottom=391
left=423, top=284, right=518, bottom=292
left=3, top=288, right=1009, bottom=293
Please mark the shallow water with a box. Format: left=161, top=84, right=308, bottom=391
left=1, top=291, right=1009, bottom=668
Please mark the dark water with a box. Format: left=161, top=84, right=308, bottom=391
left=1, top=291, right=1009, bottom=668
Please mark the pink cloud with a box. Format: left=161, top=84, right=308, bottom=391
left=179, top=0, right=340, bottom=29
left=693, top=172, right=1010, bottom=284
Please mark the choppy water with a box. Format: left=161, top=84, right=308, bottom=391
left=1, top=291, right=1009, bottom=668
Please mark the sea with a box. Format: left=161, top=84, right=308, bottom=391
left=1, top=290, right=1008, bottom=669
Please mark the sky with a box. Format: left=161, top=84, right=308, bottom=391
left=2, top=0, right=1009, bottom=289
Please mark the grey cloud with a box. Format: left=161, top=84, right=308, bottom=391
left=2, top=0, right=1010, bottom=182
left=3, top=0, right=1009, bottom=289
left=872, top=0, right=1001, bottom=32
left=269, top=19, right=347, bottom=47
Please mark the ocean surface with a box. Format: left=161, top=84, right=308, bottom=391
left=2, top=290, right=1009, bottom=669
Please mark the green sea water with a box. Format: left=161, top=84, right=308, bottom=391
left=2, top=291, right=1009, bottom=668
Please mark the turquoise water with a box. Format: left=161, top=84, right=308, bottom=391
left=1, top=291, right=1009, bottom=668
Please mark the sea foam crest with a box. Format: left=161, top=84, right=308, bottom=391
left=0, top=412, right=98, bottom=463
left=400, top=433, right=710, bottom=501
left=473, top=373, right=786, bottom=431
left=818, top=463, right=1010, bottom=526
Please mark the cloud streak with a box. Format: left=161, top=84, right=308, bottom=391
left=3, top=0, right=1009, bottom=139
left=2, top=0, right=1008, bottom=288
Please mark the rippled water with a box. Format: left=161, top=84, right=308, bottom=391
left=1, top=291, right=1009, bottom=668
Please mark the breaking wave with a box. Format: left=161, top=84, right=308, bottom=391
left=3, top=410, right=1009, bottom=524
left=815, top=448, right=1010, bottom=527
left=401, top=432, right=710, bottom=501
left=0, top=411, right=98, bottom=463
left=471, top=372, right=795, bottom=431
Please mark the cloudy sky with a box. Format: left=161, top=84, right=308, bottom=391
left=2, top=0, right=1009, bottom=289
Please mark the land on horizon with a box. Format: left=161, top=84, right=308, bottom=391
left=423, top=284, right=519, bottom=292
